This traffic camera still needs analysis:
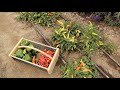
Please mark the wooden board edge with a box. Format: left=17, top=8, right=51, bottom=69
left=24, top=38, right=56, bottom=50
left=47, top=48, right=59, bottom=74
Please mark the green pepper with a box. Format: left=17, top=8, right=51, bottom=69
left=35, top=58, right=38, bottom=64
left=21, top=40, right=30, bottom=46
left=23, top=49, right=27, bottom=54
left=26, top=44, right=34, bottom=52
left=35, top=53, right=39, bottom=63
left=23, top=54, right=32, bottom=62
left=15, top=49, right=24, bottom=58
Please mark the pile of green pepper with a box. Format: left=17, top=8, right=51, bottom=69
left=14, top=40, right=38, bottom=63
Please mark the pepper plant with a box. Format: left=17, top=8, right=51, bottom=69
left=61, top=56, right=98, bottom=78
left=51, top=20, right=83, bottom=53
left=51, top=21, right=115, bottom=55
left=78, top=21, right=104, bottom=56
left=16, top=12, right=60, bottom=27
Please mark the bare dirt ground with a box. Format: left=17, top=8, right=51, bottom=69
left=0, top=12, right=62, bottom=78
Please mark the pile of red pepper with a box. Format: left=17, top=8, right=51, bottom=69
left=38, top=49, right=55, bottom=68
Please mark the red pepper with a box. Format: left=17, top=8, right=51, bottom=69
left=37, top=49, right=55, bottom=68
left=43, top=49, right=47, bottom=52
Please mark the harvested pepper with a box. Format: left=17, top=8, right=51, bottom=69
left=23, top=54, right=32, bottom=62
left=15, top=49, right=24, bottom=58
left=21, top=40, right=30, bottom=46
left=32, top=56, right=36, bottom=64
left=23, top=49, right=27, bottom=54
left=38, top=49, right=55, bottom=68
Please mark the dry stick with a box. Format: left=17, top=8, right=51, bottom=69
left=102, top=49, right=120, bottom=67
left=18, top=46, right=53, bottom=59
left=59, top=15, right=67, bottom=21
left=95, top=64, right=109, bottom=78
left=31, top=22, right=66, bottom=65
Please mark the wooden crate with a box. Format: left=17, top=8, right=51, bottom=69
left=9, top=37, right=59, bottom=74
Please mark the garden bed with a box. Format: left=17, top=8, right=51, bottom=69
left=61, top=12, right=120, bottom=77
left=1, top=12, right=119, bottom=78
